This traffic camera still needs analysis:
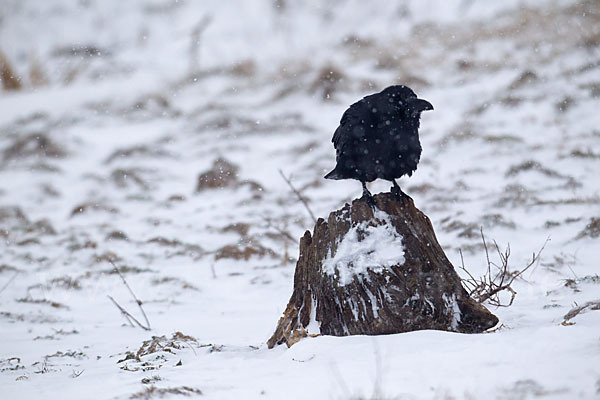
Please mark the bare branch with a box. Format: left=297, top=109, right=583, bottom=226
left=278, top=169, right=317, bottom=223
left=264, top=217, right=296, bottom=243
left=480, top=227, right=491, bottom=281
left=459, top=230, right=549, bottom=308
left=270, top=225, right=296, bottom=243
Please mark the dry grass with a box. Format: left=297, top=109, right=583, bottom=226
left=2, top=133, right=66, bottom=162
left=443, top=219, right=479, bottom=239
left=0, top=264, right=19, bottom=274
left=0, top=357, right=25, bottom=372
left=508, top=70, right=539, bottom=90
left=562, top=300, right=600, bottom=325
left=196, top=158, right=239, bottom=191
left=16, top=297, right=69, bottom=309
left=106, top=231, right=129, bottom=241
left=436, top=123, right=478, bottom=148
left=29, top=52, right=48, bottom=87
left=505, top=160, right=566, bottom=179
left=220, top=222, right=250, bottom=237
left=563, top=275, right=600, bottom=292
left=118, top=332, right=202, bottom=372
left=575, top=217, right=600, bottom=239
left=0, top=50, right=22, bottom=91
left=70, top=202, right=119, bottom=217
left=130, top=386, right=202, bottom=399
left=110, top=168, right=150, bottom=190
left=568, top=148, right=600, bottom=159
left=309, top=64, right=346, bottom=100
left=227, top=59, right=256, bottom=77
left=195, top=157, right=264, bottom=195
left=26, top=219, right=57, bottom=235
left=0, top=206, right=29, bottom=225
left=151, top=276, right=198, bottom=291
left=104, top=144, right=172, bottom=164
left=214, top=243, right=275, bottom=261
left=133, top=332, right=198, bottom=360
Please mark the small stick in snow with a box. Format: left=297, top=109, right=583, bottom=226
left=0, top=271, right=19, bottom=296
left=278, top=169, right=317, bottom=223
left=71, top=369, right=84, bottom=378
left=107, top=261, right=151, bottom=331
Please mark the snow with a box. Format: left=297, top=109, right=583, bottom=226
left=305, top=295, right=321, bottom=335
left=322, top=209, right=405, bottom=286
left=1, top=0, right=599, bottom=399
left=442, top=293, right=461, bottom=330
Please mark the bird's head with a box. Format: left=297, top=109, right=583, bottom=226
left=382, top=85, right=434, bottom=118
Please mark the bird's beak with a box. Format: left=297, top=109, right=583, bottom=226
left=408, top=98, right=434, bottom=113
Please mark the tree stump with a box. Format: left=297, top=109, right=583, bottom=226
left=267, top=192, right=498, bottom=348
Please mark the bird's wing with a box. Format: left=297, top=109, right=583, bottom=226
left=332, top=100, right=368, bottom=149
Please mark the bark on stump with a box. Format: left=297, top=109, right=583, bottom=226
left=267, top=192, right=498, bottom=348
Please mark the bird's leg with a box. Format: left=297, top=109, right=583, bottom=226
left=361, top=181, right=376, bottom=207
left=391, top=179, right=404, bottom=198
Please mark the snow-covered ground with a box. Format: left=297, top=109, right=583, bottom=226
left=1, top=0, right=599, bottom=398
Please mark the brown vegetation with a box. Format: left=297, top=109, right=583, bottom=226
left=459, top=229, right=548, bottom=307
left=0, top=50, right=22, bottom=91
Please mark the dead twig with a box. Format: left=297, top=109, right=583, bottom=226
left=562, top=300, right=600, bottom=325
left=107, top=260, right=151, bottom=330
left=107, top=295, right=149, bottom=330
left=71, top=369, right=85, bottom=378
left=0, top=271, right=19, bottom=296
left=278, top=169, right=317, bottom=223
left=459, top=228, right=549, bottom=307
left=266, top=221, right=296, bottom=243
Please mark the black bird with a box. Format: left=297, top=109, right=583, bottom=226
left=324, top=85, right=433, bottom=200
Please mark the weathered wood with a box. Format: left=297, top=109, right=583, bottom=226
left=267, top=192, right=498, bottom=348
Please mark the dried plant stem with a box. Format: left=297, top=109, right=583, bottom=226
left=0, top=271, right=19, bottom=296
left=107, top=261, right=151, bottom=330
left=460, top=228, right=549, bottom=307
left=278, top=169, right=317, bottom=223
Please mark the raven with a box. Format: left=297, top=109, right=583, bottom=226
left=324, top=85, right=433, bottom=200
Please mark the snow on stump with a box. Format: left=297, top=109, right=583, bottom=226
left=267, top=192, right=498, bottom=348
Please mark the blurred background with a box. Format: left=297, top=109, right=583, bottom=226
left=1, top=0, right=599, bottom=398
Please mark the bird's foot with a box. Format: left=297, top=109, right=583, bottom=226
left=391, top=185, right=403, bottom=198
left=361, top=193, right=377, bottom=208
left=361, top=182, right=376, bottom=208
left=390, top=180, right=404, bottom=199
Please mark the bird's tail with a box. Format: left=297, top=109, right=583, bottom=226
left=324, top=167, right=344, bottom=180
